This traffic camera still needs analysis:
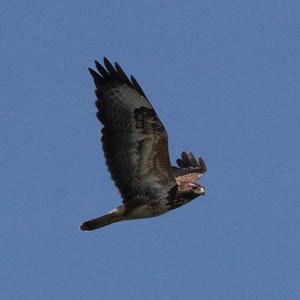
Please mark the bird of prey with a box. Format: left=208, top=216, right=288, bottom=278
left=80, top=58, right=207, bottom=231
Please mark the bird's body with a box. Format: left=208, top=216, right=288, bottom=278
left=80, top=58, right=207, bottom=231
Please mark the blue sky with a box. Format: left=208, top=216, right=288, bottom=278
left=1, top=1, right=300, bottom=299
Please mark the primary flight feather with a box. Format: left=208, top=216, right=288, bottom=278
left=80, top=58, right=207, bottom=231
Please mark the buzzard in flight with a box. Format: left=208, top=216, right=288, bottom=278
left=80, top=58, right=207, bottom=231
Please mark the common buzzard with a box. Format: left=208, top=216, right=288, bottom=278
left=80, top=58, right=207, bottom=231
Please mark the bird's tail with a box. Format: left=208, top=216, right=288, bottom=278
left=80, top=209, right=123, bottom=231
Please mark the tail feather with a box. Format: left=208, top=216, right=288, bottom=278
left=80, top=211, right=122, bottom=231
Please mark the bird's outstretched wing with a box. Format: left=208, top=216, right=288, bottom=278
left=172, top=152, right=207, bottom=184
left=89, top=58, right=177, bottom=208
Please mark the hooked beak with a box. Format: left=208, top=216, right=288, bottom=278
left=199, top=186, right=205, bottom=195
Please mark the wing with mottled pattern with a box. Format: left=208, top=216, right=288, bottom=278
left=89, top=58, right=177, bottom=206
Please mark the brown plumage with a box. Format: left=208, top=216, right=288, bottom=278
left=172, top=152, right=207, bottom=184
left=80, top=58, right=207, bottom=231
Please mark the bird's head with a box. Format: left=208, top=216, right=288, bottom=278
left=187, top=182, right=205, bottom=196
left=179, top=182, right=205, bottom=201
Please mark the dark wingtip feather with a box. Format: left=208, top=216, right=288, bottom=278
left=103, top=57, right=113, bottom=69
left=176, top=158, right=185, bottom=168
left=131, top=75, right=146, bottom=97
left=89, top=58, right=147, bottom=98
left=95, top=60, right=111, bottom=79
left=88, top=68, right=103, bottom=84
left=177, top=151, right=207, bottom=172
left=114, top=62, right=132, bottom=86
left=103, top=57, right=119, bottom=79
left=188, top=152, right=198, bottom=167
left=181, top=152, right=189, bottom=165
left=199, top=157, right=207, bottom=173
left=88, top=67, right=98, bottom=78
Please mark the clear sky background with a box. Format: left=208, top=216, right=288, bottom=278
left=1, top=1, right=300, bottom=299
